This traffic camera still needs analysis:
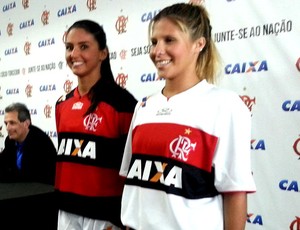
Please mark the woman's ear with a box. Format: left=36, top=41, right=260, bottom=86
left=99, top=48, right=108, bottom=61
left=195, top=37, right=206, bottom=53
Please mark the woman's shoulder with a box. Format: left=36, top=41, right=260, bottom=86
left=105, top=84, right=137, bottom=112
left=208, top=83, right=241, bottom=101
left=56, top=88, right=76, bottom=105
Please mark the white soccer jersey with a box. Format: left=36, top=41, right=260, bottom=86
left=120, top=80, right=256, bottom=230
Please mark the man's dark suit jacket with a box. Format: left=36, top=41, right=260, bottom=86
left=0, top=125, right=57, bottom=185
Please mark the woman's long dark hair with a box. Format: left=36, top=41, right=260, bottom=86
left=65, top=19, right=118, bottom=115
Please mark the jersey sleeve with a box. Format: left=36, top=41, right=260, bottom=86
left=213, top=93, right=256, bottom=193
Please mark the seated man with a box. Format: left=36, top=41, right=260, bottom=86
left=0, top=102, right=56, bottom=185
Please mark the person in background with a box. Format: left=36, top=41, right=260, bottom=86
left=55, top=20, right=137, bottom=230
left=120, top=3, right=256, bottom=230
left=0, top=102, right=56, bottom=185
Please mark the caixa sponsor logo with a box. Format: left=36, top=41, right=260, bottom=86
left=251, top=139, right=266, bottom=150
left=225, top=60, right=268, bottom=74
left=2, top=2, right=16, bottom=12
left=19, top=19, right=34, bottom=30
left=279, top=180, right=299, bottom=192
left=6, top=88, right=19, bottom=95
left=39, top=84, right=56, bottom=92
left=247, top=213, right=263, bottom=226
left=141, top=10, right=160, bottom=22
left=4, top=47, right=17, bottom=56
left=282, top=100, right=300, bottom=111
left=57, top=4, right=76, bottom=17
left=4, top=108, right=38, bottom=116
left=38, top=38, right=55, bottom=48
left=141, top=72, right=164, bottom=82
left=45, top=131, right=57, bottom=138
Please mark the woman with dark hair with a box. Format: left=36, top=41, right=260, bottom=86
left=55, top=20, right=137, bottom=230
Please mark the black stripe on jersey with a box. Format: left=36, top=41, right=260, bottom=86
left=125, top=154, right=219, bottom=199
left=56, top=132, right=127, bottom=169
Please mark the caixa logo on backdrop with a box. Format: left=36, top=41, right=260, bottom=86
left=140, top=72, right=164, bottom=83
left=39, top=84, right=56, bottom=92
left=282, top=100, right=300, bottom=111
left=2, top=2, right=16, bottom=12
left=45, top=130, right=57, bottom=139
left=141, top=9, right=160, bottom=22
left=247, top=213, right=263, bottom=226
left=6, top=88, right=19, bottom=95
left=225, top=60, right=268, bottom=75
left=251, top=139, right=266, bottom=151
left=0, top=108, right=37, bottom=117
left=4, top=46, right=17, bottom=56
left=279, top=179, right=299, bottom=192
left=57, top=4, right=76, bottom=17
left=19, top=19, right=34, bottom=30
